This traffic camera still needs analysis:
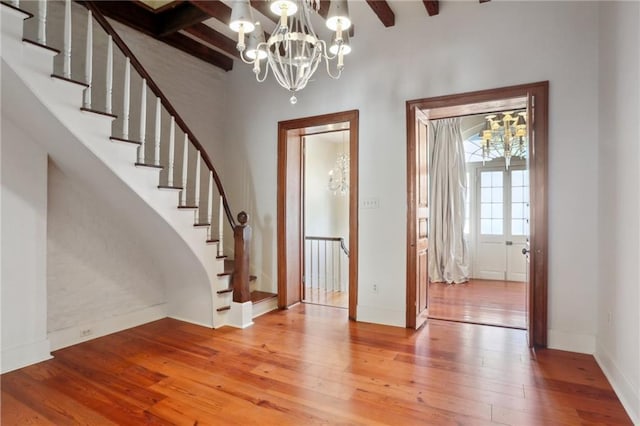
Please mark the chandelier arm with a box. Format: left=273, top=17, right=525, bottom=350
left=320, top=42, right=343, bottom=80
left=255, top=60, right=270, bottom=82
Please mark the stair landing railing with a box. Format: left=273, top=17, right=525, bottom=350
left=8, top=0, right=252, bottom=303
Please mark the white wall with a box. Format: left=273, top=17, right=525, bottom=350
left=596, top=2, right=640, bottom=423
left=1, top=118, right=52, bottom=373
left=47, top=161, right=167, bottom=347
left=225, top=1, right=601, bottom=334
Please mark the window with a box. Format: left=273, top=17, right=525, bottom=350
left=480, top=171, right=503, bottom=235
left=511, top=169, right=529, bottom=236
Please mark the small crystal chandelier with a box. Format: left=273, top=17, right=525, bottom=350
left=480, top=111, right=528, bottom=169
left=229, top=0, right=352, bottom=104
left=327, top=132, right=349, bottom=195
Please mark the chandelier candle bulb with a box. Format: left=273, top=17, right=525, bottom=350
left=231, top=0, right=352, bottom=101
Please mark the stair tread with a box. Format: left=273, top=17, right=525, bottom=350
left=217, top=287, right=233, bottom=294
left=80, top=107, right=117, bottom=119
left=158, top=185, right=183, bottom=190
left=206, top=239, right=220, bottom=244
left=178, top=205, right=198, bottom=210
left=216, top=305, right=230, bottom=312
left=2, top=2, right=33, bottom=18
left=134, top=162, right=163, bottom=169
left=110, top=136, right=142, bottom=146
left=51, top=74, right=89, bottom=88
left=251, top=291, right=277, bottom=304
left=194, top=223, right=210, bottom=227
left=22, top=38, right=59, bottom=54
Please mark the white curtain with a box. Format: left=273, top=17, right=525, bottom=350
left=428, top=118, right=470, bottom=284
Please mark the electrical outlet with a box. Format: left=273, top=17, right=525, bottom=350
left=81, top=328, right=92, bottom=337
left=372, top=283, right=378, bottom=294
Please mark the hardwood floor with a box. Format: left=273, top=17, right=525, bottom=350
left=429, top=279, right=527, bottom=329
left=1, top=304, right=632, bottom=425
left=303, top=286, right=348, bottom=308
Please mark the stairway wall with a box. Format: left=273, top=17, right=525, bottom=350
left=1, top=116, right=52, bottom=373
left=47, top=161, right=167, bottom=348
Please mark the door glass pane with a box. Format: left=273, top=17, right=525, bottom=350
left=511, top=170, right=529, bottom=236
left=479, top=171, right=504, bottom=235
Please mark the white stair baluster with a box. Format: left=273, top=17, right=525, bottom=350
left=83, top=10, right=92, bottom=108
left=122, top=57, right=130, bottom=139
left=37, top=0, right=47, bottom=44
left=207, top=171, right=213, bottom=238
left=63, top=0, right=71, bottom=78
left=105, top=35, right=113, bottom=114
left=194, top=150, right=201, bottom=220
left=167, top=116, right=175, bottom=186
left=180, top=134, right=188, bottom=206
left=138, top=79, right=147, bottom=163
left=154, top=97, right=161, bottom=166
left=218, top=196, right=224, bottom=256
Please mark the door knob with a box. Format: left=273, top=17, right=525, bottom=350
left=522, top=248, right=530, bottom=255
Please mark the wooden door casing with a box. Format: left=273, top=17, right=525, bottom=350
left=406, top=81, right=548, bottom=347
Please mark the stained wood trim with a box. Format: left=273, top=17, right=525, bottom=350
left=134, top=162, right=164, bottom=169
left=110, top=136, right=142, bottom=145
left=80, top=107, right=118, bottom=119
left=50, top=74, right=89, bottom=88
left=134, top=0, right=184, bottom=14
left=277, top=110, right=359, bottom=321
left=157, top=3, right=209, bottom=37
left=22, top=38, right=60, bottom=54
left=423, top=0, right=439, bottom=16
left=0, top=1, right=33, bottom=18
left=365, top=0, right=395, bottom=27
left=83, top=2, right=237, bottom=228
left=405, top=81, right=549, bottom=347
left=189, top=0, right=231, bottom=24
left=184, top=23, right=240, bottom=59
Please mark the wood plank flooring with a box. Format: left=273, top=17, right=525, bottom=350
left=303, top=286, right=348, bottom=308
left=1, top=304, right=632, bottom=425
left=429, top=279, right=527, bottom=329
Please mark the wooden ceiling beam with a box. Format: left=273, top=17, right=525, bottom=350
left=189, top=0, right=232, bottom=24
left=162, top=32, right=234, bottom=70
left=157, top=3, right=210, bottom=37
left=184, top=23, right=240, bottom=59
left=365, top=0, right=395, bottom=27
left=422, top=0, right=439, bottom=16
left=86, top=1, right=233, bottom=71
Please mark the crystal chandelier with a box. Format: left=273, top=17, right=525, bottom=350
left=229, top=0, right=352, bottom=104
left=480, top=111, right=528, bottom=169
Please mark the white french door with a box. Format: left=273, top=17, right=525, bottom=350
left=474, top=166, right=529, bottom=281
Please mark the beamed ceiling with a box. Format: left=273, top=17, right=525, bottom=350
left=84, top=0, right=490, bottom=72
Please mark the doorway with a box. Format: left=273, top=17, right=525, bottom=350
left=303, top=131, right=350, bottom=309
left=277, top=110, right=359, bottom=320
left=406, top=82, right=548, bottom=347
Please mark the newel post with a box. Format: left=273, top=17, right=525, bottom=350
left=233, top=211, right=251, bottom=303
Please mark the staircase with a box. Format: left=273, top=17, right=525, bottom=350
left=1, top=0, right=277, bottom=338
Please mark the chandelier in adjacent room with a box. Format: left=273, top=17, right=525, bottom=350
left=229, top=0, right=352, bottom=104
left=327, top=132, right=349, bottom=195
left=479, top=111, right=528, bottom=169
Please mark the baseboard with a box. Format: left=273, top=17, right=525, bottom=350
left=357, top=304, right=405, bottom=328
left=594, top=345, right=640, bottom=425
left=48, top=304, right=168, bottom=351
left=1, top=338, right=52, bottom=374
left=547, top=329, right=596, bottom=354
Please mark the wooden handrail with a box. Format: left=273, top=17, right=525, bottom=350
left=305, top=236, right=349, bottom=257
left=81, top=1, right=236, bottom=228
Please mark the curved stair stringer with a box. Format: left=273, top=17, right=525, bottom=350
left=1, top=21, right=226, bottom=329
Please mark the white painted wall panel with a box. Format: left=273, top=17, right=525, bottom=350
left=47, top=161, right=166, bottom=332
left=224, top=1, right=601, bottom=342
left=596, top=2, right=640, bottom=423
left=1, top=117, right=52, bottom=373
